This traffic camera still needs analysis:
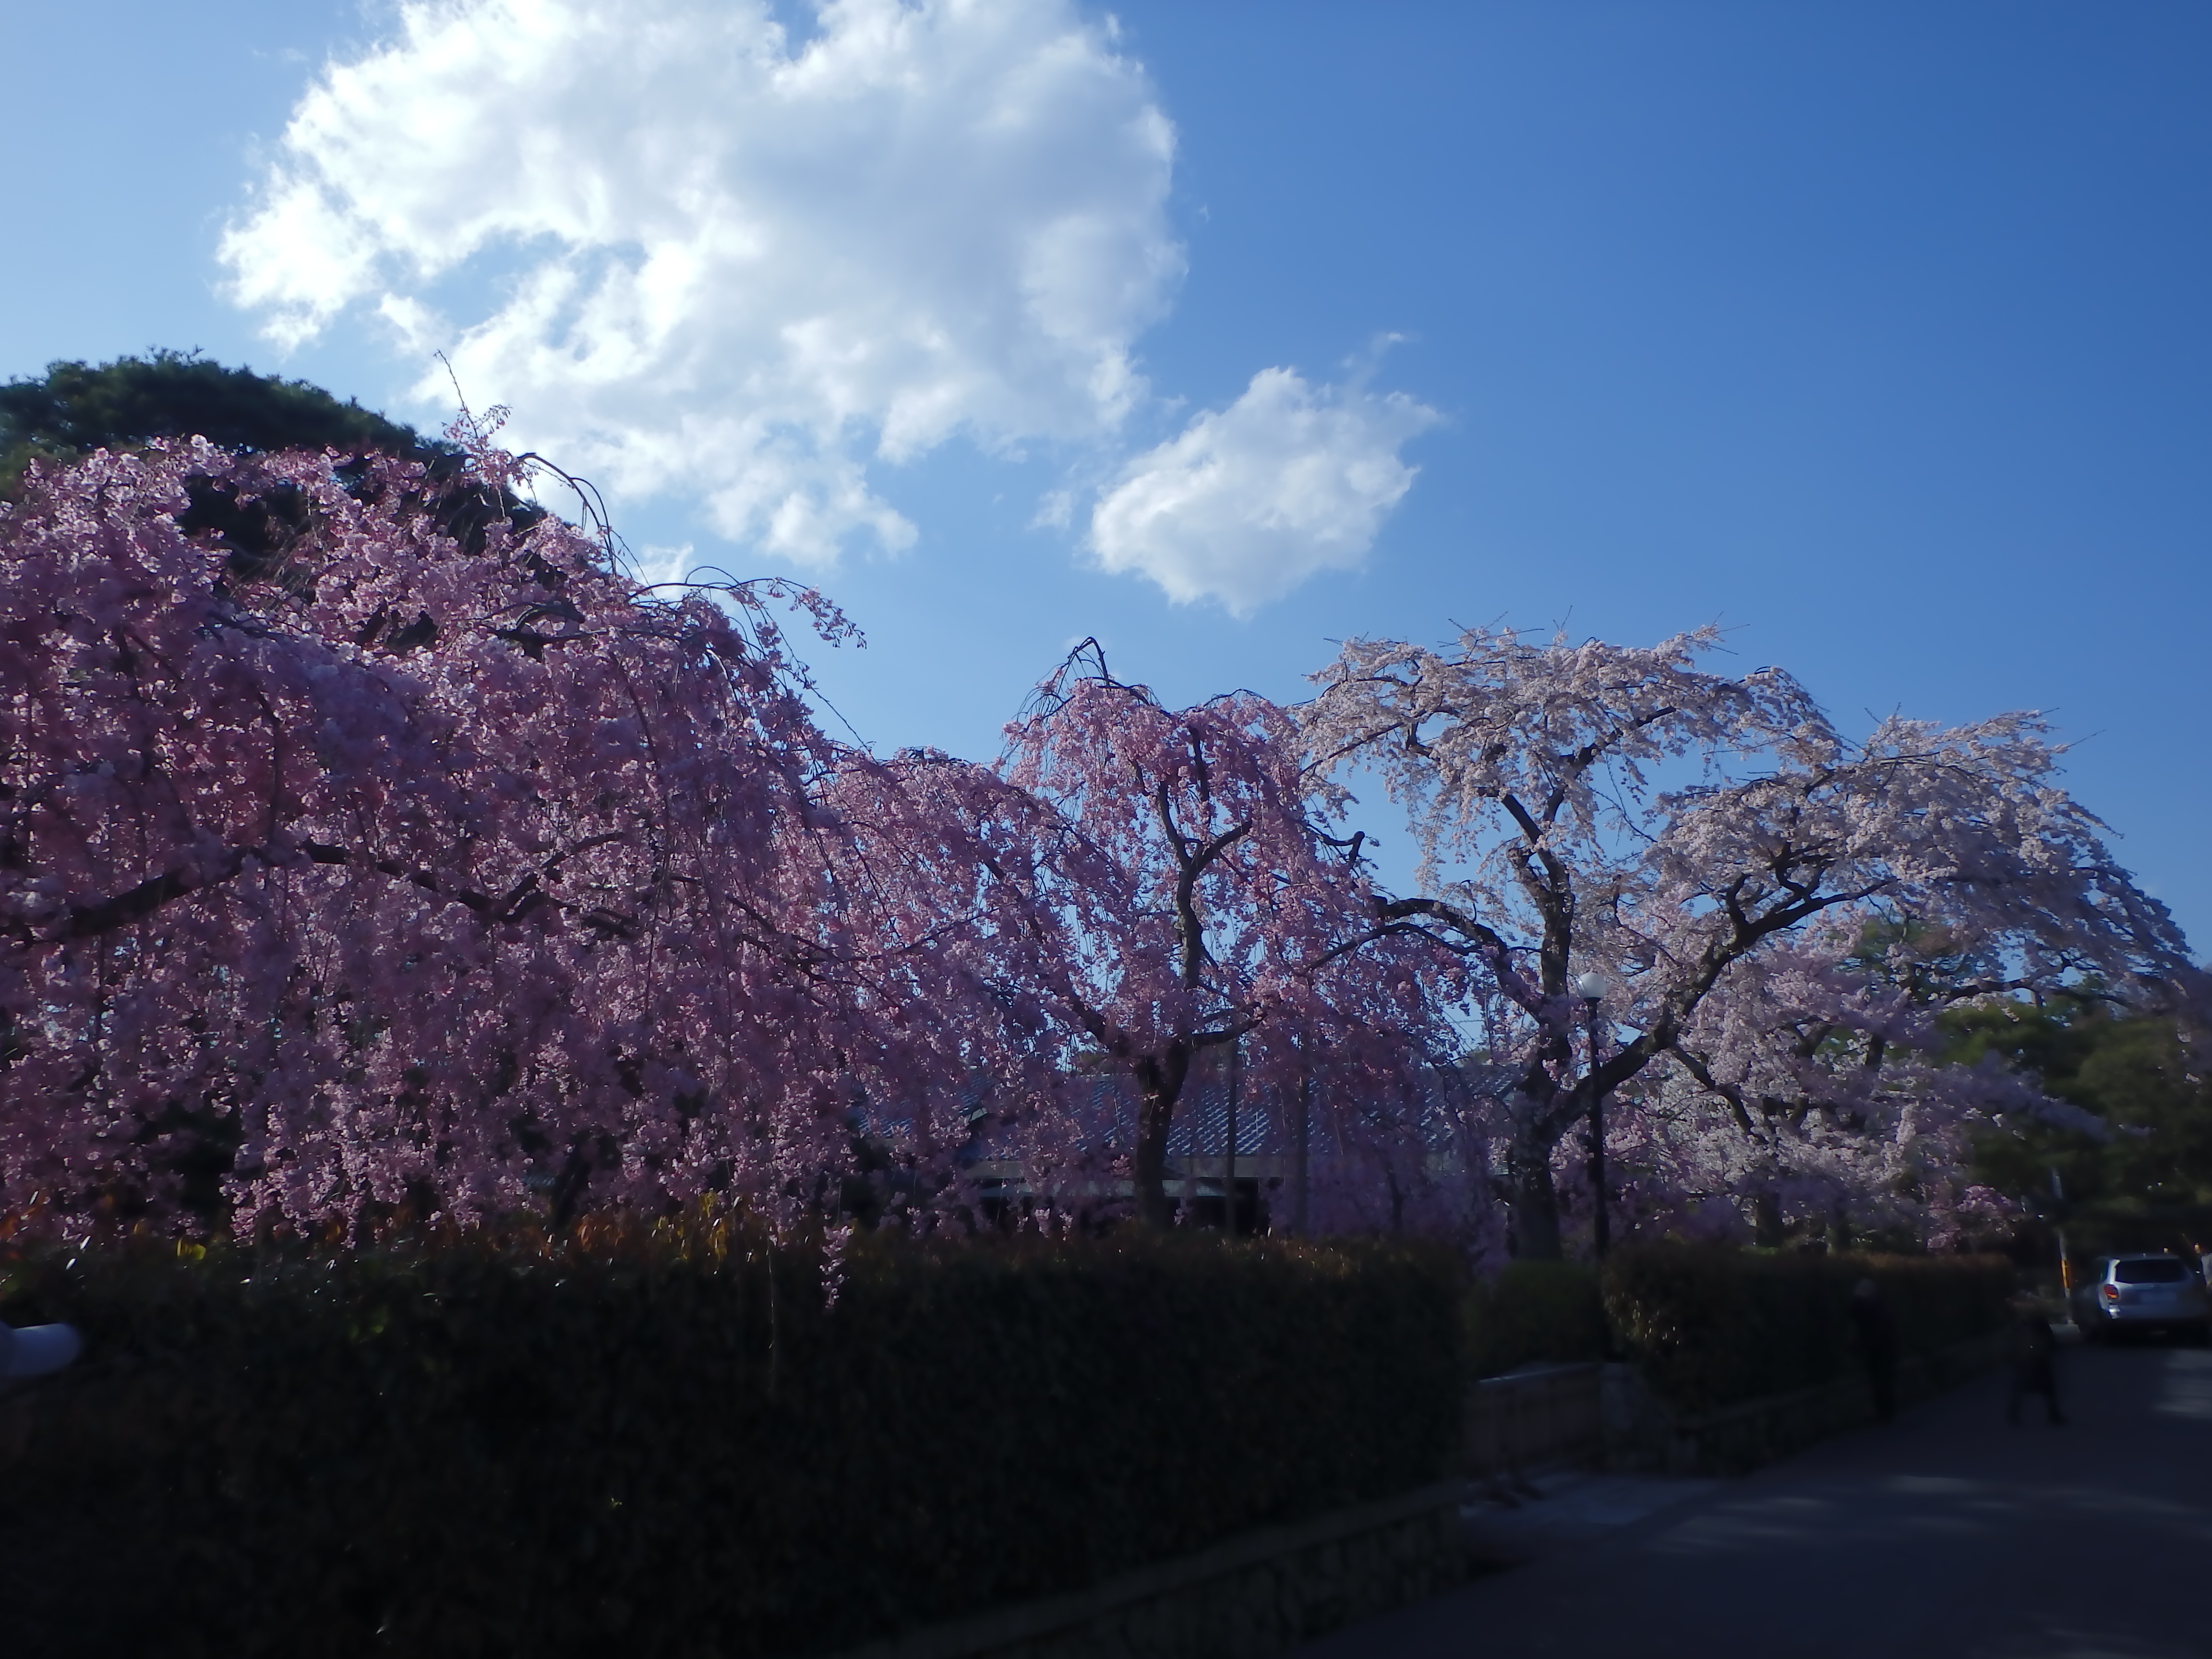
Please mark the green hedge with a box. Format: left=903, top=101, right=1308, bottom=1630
left=1465, top=1261, right=1608, bottom=1377
left=0, top=1228, right=1462, bottom=1658
left=1600, top=1244, right=2014, bottom=1414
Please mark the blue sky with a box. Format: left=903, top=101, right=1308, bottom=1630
left=6, top=1, right=2209, bottom=946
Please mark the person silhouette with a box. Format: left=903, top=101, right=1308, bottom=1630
left=2007, top=1294, right=2065, bottom=1426
left=1849, top=1278, right=1900, bottom=1421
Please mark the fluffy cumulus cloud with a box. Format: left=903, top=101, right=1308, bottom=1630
left=224, top=0, right=1434, bottom=603
left=223, top=0, right=1180, bottom=564
left=1090, top=370, right=1439, bottom=614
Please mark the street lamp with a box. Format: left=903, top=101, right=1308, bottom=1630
left=1574, top=971, right=1612, bottom=1260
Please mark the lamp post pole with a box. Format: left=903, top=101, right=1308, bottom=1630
left=1293, top=1023, right=1311, bottom=1236
left=1575, top=972, right=1612, bottom=1261
left=2050, top=1166, right=2071, bottom=1307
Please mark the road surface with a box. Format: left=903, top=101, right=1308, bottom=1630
left=1298, top=1340, right=2212, bottom=1659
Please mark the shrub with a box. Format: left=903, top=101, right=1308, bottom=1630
left=1465, top=1260, right=1608, bottom=1377
left=1600, top=1243, right=2013, bottom=1414
left=0, top=1226, right=1462, bottom=1658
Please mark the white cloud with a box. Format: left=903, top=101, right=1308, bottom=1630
left=222, top=0, right=1181, bottom=565
left=1089, top=369, right=1439, bottom=614
left=225, top=0, right=1441, bottom=605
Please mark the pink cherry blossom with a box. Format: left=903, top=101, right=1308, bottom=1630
left=0, top=440, right=967, bottom=1238
left=832, top=643, right=1470, bottom=1230
left=1304, top=625, right=2200, bottom=1256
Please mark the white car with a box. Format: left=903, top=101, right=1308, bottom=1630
left=2073, top=1255, right=2212, bottom=1342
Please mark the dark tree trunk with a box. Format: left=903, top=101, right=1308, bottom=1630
left=1131, top=1047, right=1190, bottom=1227
left=1134, top=1094, right=1175, bottom=1226
left=1752, top=1190, right=1787, bottom=1248
left=1510, top=1122, right=1563, bottom=1259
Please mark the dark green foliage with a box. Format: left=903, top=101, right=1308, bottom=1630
left=0, top=350, right=445, bottom=498
left=0, top=1229, right=1462, bottom=1658
left=1465, top=1261, right=1607, bottom=1376
left=1953, top=998, right=2212, bottom=1254
left=1, top=354, right=548, bottom=593
left=1600, top=1244, right=2012, bottom=1414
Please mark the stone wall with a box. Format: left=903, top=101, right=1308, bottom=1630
left=1463, top=1361, right=1605, bottom=1480
left=1604, top=1328, right=2014, bottom=1475
left=817, top=1482, right=1466, bottom=1659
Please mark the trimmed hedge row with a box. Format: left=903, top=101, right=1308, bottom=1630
left=0, top=1228, right=1462, bottom=1659
left=1601, top=1244, right=2015, bottom=1414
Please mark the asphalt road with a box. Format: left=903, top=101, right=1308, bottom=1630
left=1298, top=1340, right=2212, bottom=1659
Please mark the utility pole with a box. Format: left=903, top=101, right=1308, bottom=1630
left=1294, top=1049, right=1311, bottom=1235
left=1223, top=1030, right=1240, bottom=1234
